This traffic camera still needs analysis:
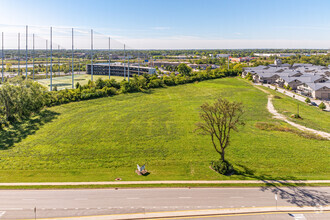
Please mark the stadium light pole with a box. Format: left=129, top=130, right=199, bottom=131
left=91, top=29, right=93, bottom=81
left=1, top=32, right=3, bottom=83
left=50, top=27, right=53, bottom=91
left=25, top=25, right=28, bottom=79
left=124, top=44, right=126, bottom=80
left=32, top=34, right=35, bottom=80
left=138, top=50, right=140, bottom=76
left=18, top=33, right=20, bottom=76
left=58, top=45, right=60, bottom=77
left=108, top=37, right=111, bottom=80
left=46, top=40, right=48, bottom=79
left=72, top=28, right=74, bottom=89
left=127, top=51, right=130, bottom=82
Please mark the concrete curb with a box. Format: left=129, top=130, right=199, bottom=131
left=1, top=180, right=330, bottom=186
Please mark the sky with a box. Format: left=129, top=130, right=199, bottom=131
left=1, top=0, right=330, bottom=49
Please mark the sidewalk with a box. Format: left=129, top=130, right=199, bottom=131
left=1, top=180, right=330, bottom=186
left=36, top=205, right=330, bottom=220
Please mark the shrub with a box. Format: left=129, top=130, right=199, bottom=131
left=211, top=160, right=234, bottom=175
left=305, top=97, right=311, bottom=103
left=319, top=102, right=326, bottom=110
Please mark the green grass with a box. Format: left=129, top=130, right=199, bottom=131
left=260, top=86, right=330, bottom=133
left=37, top=74, right=124, bottom=90
left=0, top=77, right=329, bottom=183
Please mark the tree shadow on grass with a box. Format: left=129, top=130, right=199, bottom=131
left=235, top=164, right=329, bottom=207
left=0, top=110, right=60, bottom=150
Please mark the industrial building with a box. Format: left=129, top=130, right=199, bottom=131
left=86, top=63, right=156, bottom=76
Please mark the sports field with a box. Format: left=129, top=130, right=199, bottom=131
left=0, top=77, right=328, bottom=182
left=37, top=74, right=124, bottom=90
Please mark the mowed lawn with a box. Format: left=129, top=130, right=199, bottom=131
left=37, top=74, right=124, bottom=90
left=261, top=86, right=330, bottom=133
left=0, top=78, right=329, bottom=182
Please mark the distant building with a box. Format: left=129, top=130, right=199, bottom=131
left=242, top=59, right=330, bottom=100
left=86, top=63, right=156, bottom=76
left=216, top=54, right=230, bottom=58
left=229, top=56, right=255, bottom=62
left=254, top=53, right=296, bottom=57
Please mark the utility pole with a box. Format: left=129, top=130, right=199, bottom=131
left=32, top=34, right=35, bottom=80
left=25, top=25, right=28, bottom=79
left=108, top=37, right=111, bottom=79
left=50, top=27, right=53, bottom=91
left=72, top=28, right=74, bottom=89
left=91, top=29, right=93, bottom=81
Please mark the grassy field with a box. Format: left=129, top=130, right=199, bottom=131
left=0, top=77, right=329, bottom=182
left=260, top=86, right=330, bottom=133
left=37, top=74, right=124, bottom=90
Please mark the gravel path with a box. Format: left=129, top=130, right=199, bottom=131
left=255, top=85, right=330, bottom=140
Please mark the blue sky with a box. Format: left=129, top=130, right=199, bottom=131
left=1, top=0, right=330, bottom=49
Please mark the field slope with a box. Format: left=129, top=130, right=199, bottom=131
left=0, top=77, right=329, bottom=182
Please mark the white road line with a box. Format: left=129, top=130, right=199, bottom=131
left=74, top=198, right=88, bottom=200
left=230, top=197, right=244, bottom=199
left=179, top=197, right=192, bottom=199
left=22, top=199, right=35, bottom=201
left=127, top=197, right=139, bottom=199
left=0, top=211, right=6, bottom=218
left=0, top=208, right=23, bottom=210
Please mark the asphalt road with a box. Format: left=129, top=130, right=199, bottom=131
left=0, top=187, right=329, bottom=219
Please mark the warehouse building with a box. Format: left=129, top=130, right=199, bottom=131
left=86, top=63, right=156, bottom=76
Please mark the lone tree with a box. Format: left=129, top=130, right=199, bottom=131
left=195, top=98, right=245, bottom=163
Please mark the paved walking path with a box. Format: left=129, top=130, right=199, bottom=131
left=0, top=180, right=329, bottom=186
left=254, top=85, right=330, bottom=140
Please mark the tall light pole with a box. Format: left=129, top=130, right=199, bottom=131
left=32, top=34, right=35, bottom=80
left=72, top=28, right=74, bottom=89
left=50, top=27, right=53, bottom=91
left=58, top=45, right=60, bottom=77
left=108, top=37, right=111, bottom=79
left=138, top=50, right=140, bottom=76
left=124, top=44, right=126, bottom=80
left=46, top=40, right=48, bottom=78
left=25, top=25, right=28, bottom=79
left=91, top=29, right=93, bottom=81
left=127, top=51, right=130, bottom=82
left=1, top=32, right=3, bottom=83
left=18, top=33, right=20, bottom=76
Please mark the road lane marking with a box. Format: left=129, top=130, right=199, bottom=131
left=179, top=197, right=192, bottom=199
left=230, top=197, right=244, bottom=199
left=127, top=197, right=139, bottom=199
left=74, top=198, right=87, bottom=200
left=22, top=199, right=35, bottom=201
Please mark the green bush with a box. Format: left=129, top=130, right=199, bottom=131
left=211, top=160, right=234, bottom=175
left=305, top=97, right=311, bottom=103
left=319, top=102, right=326, bottom=110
